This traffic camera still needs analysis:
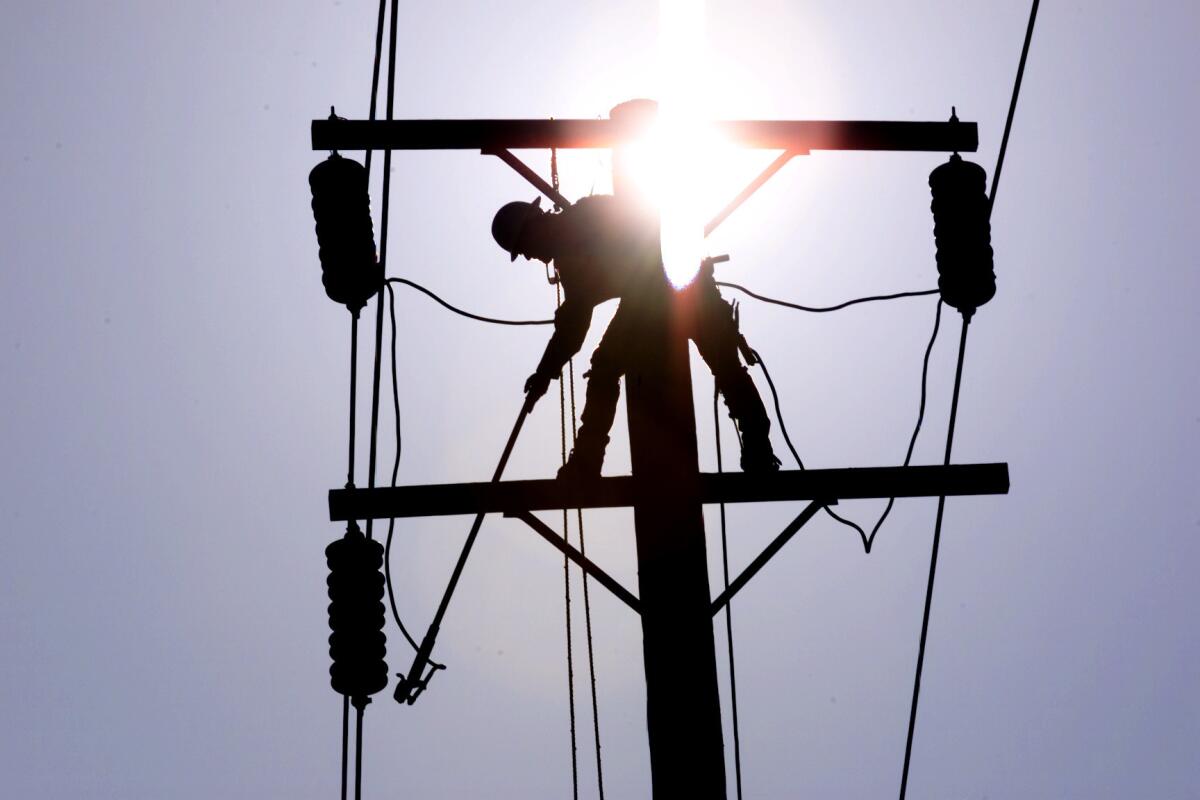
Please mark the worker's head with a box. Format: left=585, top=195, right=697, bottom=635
left=492, top=197, right=554, bottom=263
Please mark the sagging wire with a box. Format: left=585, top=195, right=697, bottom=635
left=719, top=283, right=939, bottom=313
left=387, top=277, right=553, bottom=326
left=386, top=276, right=938, bottom=330
left=571, top=351, right=607, bottom=800
left=866, top=300, right=942, bottom=550
left=556, top=283, right=581, bottom=800
left=748, top=294, right=943, bottom=550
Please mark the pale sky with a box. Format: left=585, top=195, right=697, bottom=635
left=1, top=2, right=1197, bottom=798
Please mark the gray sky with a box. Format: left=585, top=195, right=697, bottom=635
left=1, top=1, right=1197, bottom=798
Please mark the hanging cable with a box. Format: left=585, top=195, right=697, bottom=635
left=757, top=298, right=943, bottom=552
left=341, top=0, right=400, bottom=797
left=386, top=278, right=552, bottom=326
left=331, top=1, right=388, bottom=796
left=381, top=283, right=445, bottom=664
left=725, top=276, right=943, bottom=549
left=556, top=283, right=581, bottom=800
left=713, top=386, right=744, bottom=800
left=393, top=396, right=536, bottom=705
left=863, top=299, right=943, bottom=552
left=898, top=4, right=1040, bottom=798
left=570, top=356, right=606, bottom=800
left=730, top=277, right=946, bottom=551
left=750, top=349, right=869, bottom=541
left=718, top=283, right=938, bottom=313
left=364, top=0, right=401, bottom=544
left=347, top=317, right=359, bottom=488
left=549, top=146, right=608, bottom=799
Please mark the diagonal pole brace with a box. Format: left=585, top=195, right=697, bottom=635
left=704, top=149, right=804, bottom=238
left=507, top=509, right=641, bottom=614
left=710, top=500, right=828, bottom=616
left=484, top=148, right=574, bottom=210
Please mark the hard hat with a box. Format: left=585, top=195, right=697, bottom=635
left=491, top=196, right=543, bottom=261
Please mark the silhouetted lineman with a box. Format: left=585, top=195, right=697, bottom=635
left=492, top=194, right=781, bottom=479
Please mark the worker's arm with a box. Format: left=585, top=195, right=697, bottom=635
left=525, top=299, right=593, bottom=400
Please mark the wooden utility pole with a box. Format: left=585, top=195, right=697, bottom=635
left=609, top=99, right=727, bottom=797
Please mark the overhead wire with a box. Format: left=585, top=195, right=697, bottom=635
left=555, top=282, right=581, bottom=800
left=898, top=3, right=1040, bottom=798
left=328, top=6, right=1023, bottom=799
left=552, top=147, right=605, bottom=799
left=345, top=0, right=399, bottom=797
left=387, top=276, right=939, bottom=329
left=382, top=282, right=445, bottom=665
left=337, top=0, right=388, bottom=796
left=387, top=277, right=553, bottom=326
left=747, top=293, right=942, bottom=549
left=571, top=351, right=606, bottom=800
left=750, top=349, right=870, bottom=540
left=865, top=299, right=943, bottom=551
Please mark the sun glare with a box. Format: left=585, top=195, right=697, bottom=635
left=655, top=0, right=708, bottom=288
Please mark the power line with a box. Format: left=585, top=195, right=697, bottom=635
left=381, top=283, right=445, bottom=665
left=387, top=275, right=938, bottom=328
left=386, top=277, right=553, bottom=326
left=713, top=387, right=744, bottom=800
left=719, top=282, right=938, bottom=313
left=748, top=295, right=942, bottom=549
left=338, top=0, right=388, bottom=796
left=990, top=0, right=1041, bottom=210
left=898, top=4, right=1041, bottom=797
left=864, top=300, right=943, bottom=552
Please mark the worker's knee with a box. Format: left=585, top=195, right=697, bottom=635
left=587, top=352, right=622, bottom=384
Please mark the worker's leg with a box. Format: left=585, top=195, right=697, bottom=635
left=559, top=303, right=635, bottom=479
left=690, top=286, right=780, bottom=472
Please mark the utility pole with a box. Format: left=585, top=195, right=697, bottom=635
left=610, top=99, right=727, bottom=797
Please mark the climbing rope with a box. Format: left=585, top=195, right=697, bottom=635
left=555, top=281, right=581, bottom=800
left=570, top=355, right=606, bottom=800
left=552, top=147, right=605, bottom=799
left=713, top=387, right=744, bottom=800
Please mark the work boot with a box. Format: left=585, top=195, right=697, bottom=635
left=556, top=436, right=608, bottom=482
left=739, top=434, right=781, bottom=474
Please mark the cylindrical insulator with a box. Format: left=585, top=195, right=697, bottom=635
left=309, top=155, right=383, bottom=313
left=929, top=154, right=996, bottom=317
left=326, top=527, right=388, bottom=699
